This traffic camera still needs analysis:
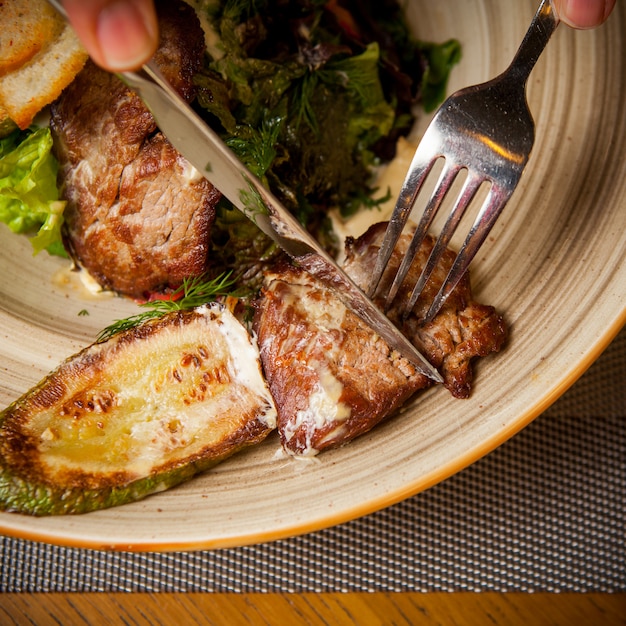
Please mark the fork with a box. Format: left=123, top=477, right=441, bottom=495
left=367, top=0, right=560, bottom=323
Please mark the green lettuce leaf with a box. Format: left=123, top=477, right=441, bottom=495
left=0, top=127, right=67, bottom=256
left=419, top=39, right=463, bottom=112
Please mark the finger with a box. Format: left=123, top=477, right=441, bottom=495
left=553, top=0, right=616, bottom=29
left=62, top=0, right=158, bottom=70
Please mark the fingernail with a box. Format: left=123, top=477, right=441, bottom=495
left=97, top=0, right=157, bottom=70
left=558, top=0, right=605, bottom=29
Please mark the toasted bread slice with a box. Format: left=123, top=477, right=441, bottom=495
left=0, top=0, right=62, bottom=76
left=0, top=0, right=88, bottom=130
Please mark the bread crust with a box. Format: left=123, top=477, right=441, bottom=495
left=0, top=0, right=88, bottom=130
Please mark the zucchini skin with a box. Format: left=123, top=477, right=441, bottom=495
left=0, top=427, right=267, bottom=516
left=0, top=448, right=229, bottom=516
left=0, top=304, right=276, bottom=516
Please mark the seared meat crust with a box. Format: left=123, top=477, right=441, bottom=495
left=51, top=0, right=218, bottom=299
left=255, top=222, right=507, bottom=455
left=254, top=262, right=426, bottom=456
left=343, top=222, right=508, bottom=399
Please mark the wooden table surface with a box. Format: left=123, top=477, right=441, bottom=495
left=1, top=592, right=625, bottom=624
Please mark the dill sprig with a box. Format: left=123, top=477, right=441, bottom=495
left=97, top=272, right=242, bottom=343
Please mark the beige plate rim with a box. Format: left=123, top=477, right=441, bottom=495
left=0, top=0, right=624, bottom=551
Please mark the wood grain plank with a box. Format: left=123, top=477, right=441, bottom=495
left=0, top=593, right=625, bottom=625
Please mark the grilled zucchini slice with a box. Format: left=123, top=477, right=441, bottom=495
left=0, top=303, right=276, bottom=515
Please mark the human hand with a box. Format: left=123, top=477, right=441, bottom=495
left=60, top=0, right=616, bottom=73
left=553, top=0, right=617, bottom=29
left=62, top=0, right=158, bottom=71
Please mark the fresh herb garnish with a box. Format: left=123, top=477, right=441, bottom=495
left=97, top=273, right=242, bottom=342
left=194, top=0, right=460, bottom=279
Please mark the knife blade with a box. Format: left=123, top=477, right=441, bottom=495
left=45, top=0, right=441, bottom=382
left=123, top=63, right=443, bottom=382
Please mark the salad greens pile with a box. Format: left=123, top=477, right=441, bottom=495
left=195, top=0, right=460, bottom=284
left=0, top=0, right=460, bottom=286
left=0, top=127, right=66, bottom=256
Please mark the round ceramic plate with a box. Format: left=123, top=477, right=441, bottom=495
left=0, top=0, right=624, bottom=550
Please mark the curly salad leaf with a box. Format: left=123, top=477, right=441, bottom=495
left=0, top=127, right=67, bottom=256
left=193, top=0, right=460, bottom=281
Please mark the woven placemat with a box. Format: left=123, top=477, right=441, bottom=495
left=1, top=328, right=624, bottom=592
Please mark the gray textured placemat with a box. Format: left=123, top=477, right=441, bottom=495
left=1, top=329, right=624, bottom=592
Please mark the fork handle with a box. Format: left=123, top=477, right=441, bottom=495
left=507, top=0, right=560, bottom=84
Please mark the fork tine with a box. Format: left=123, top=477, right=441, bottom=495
left=367, top=145, right=439, bottom=299
left=383, top=160, right=463, bottom=309
left=422, top=183, right=511, bottom=324
left=400, top=171, right=485, bottom=320
left=369, top=0, right=558, bottom=329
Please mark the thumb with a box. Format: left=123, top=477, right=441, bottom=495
left=62, top=0, right=158, bottom=71
left=552, top=0, right=616, bottom=29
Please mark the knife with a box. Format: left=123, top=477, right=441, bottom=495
left=47, top=1, right=442, bottom=383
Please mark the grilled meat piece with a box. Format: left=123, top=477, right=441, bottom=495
left=342, top=222, right=508, bottom=399
left=255, top=222, right=507, bottom=456
left=51, top=0, right=219, bottom=299
left=254, top=262, right=429, bottom=456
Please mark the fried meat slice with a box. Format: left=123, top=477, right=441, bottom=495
left=254, top=262, right=429, bottom=456
left=50, top=0, right=219, bottom=299
left=343, top=222, right=508, bottom=399
left=255, top=222, right=507, bottom=456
